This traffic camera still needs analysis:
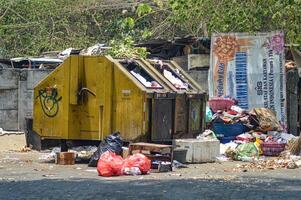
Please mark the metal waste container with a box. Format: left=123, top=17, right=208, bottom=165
left=33, top=55, right=176, bottom=143
left=142, top=59, right=207, bottom=138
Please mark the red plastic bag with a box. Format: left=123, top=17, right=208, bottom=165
left=123, top=153, right=151, bottom=175
left=97, top=151, right=124, bottom=177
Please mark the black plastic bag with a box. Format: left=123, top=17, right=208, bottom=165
left=88, top=131, right=123, bottom=167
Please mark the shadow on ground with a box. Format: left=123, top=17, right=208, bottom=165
left=0, top=176, right=300, bottom=200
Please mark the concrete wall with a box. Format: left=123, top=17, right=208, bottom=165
left=0, top=68, right=52, bottom=131
left=188, top=68, right=209, bottom=93
left=172, top=54, right=209, bottom=92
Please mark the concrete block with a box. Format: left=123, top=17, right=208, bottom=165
left=174, top=139, right=220, bottom=163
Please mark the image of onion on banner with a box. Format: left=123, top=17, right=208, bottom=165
left=208, top=32, right=286, bottom=128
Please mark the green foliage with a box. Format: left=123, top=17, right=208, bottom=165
left=168, top=0, right=301, bottom=45
left=0, top=0, right=152, bottom=57
left=136, top=3, right=153, bottom=17
left=0, top=0, right=300, bottom=57
left=105, top=36, right=148, bottom=59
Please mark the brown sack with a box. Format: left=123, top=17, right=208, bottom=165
left=250, top=108, right=282, bottom=132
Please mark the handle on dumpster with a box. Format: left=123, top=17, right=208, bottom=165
left=78, top=87, right=96, bottom=97
left=77, top=87, right=96, bottom=104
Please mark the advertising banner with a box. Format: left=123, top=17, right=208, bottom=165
left=209, top=32, right=286, bottom=124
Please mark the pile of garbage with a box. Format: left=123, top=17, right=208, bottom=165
left=207, top=97, right=301, bottom=168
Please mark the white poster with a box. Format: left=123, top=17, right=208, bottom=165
left=209, top=32, right=286, bottom=125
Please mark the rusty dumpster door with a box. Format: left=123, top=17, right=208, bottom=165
left=173, top=94, right=189, bottom=139
left=151, top=96, right=173, bottom=142
left=187, top=98, right=202, bottom=137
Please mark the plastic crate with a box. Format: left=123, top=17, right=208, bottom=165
left=208, top=98, right=235, bottom=112
left=261, top=142, right=286, bottom=156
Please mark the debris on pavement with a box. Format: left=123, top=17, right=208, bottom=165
left=39, top=146, right=97, bottom=163
left=172, top=160, right=187, bottom=169
left=19, top=145, right=32, bottom=152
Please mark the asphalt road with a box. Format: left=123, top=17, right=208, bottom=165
left=0, top=151, right=301, bottom=200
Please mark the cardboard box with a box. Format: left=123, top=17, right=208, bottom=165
left=55, top=152, right=75, bottom=165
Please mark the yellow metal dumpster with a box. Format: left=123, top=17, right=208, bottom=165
left=143, top=59, right=207, bottom=138
left=33, top=55, right=175, bottom=142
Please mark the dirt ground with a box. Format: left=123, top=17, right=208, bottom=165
left=0, top=135, right=301, bottom=199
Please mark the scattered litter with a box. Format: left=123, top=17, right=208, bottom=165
left=158, top=161, right=172, bottom=172
left=85, top=169, right=97, bottom=173
left=196, top=129, right=218, bottom=141
left=80, top=43, right=107, bottom=56
left=19, top=145, right=32, bottom=152
left=234, top=155, right=301, bottom=170
left=216, top=156, right=229, bottom=162
left=287, top=161, right=298, bottom=169
left=172, top=160, right=187, bottom=168
left=39, top=147, right=60, bottom=161
left=42, top=174, right=55, bottom=177
left=170, top=173, right=182, bottom=177
left=39, top=145, right=98, bottom=163
left=0, top=128, right=24, bottom=136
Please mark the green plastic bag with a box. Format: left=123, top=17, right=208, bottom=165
left=235, top=143, right=258, bottom=161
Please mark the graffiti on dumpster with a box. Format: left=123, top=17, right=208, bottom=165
left=36, top=87, right=62, bottom=117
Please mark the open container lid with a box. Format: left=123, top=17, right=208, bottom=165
left=114, top=58, right=176, bottom=95
left=143, top=59, right=205, bottom=94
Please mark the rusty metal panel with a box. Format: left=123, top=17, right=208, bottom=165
left=151, top=99, right=173, bottom=141
left=173, top=95, right=189, bottom=139
left=188, top=99, right=202, bottom=136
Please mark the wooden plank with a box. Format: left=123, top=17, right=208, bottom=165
left=130, top=142, right=172, bottom=148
